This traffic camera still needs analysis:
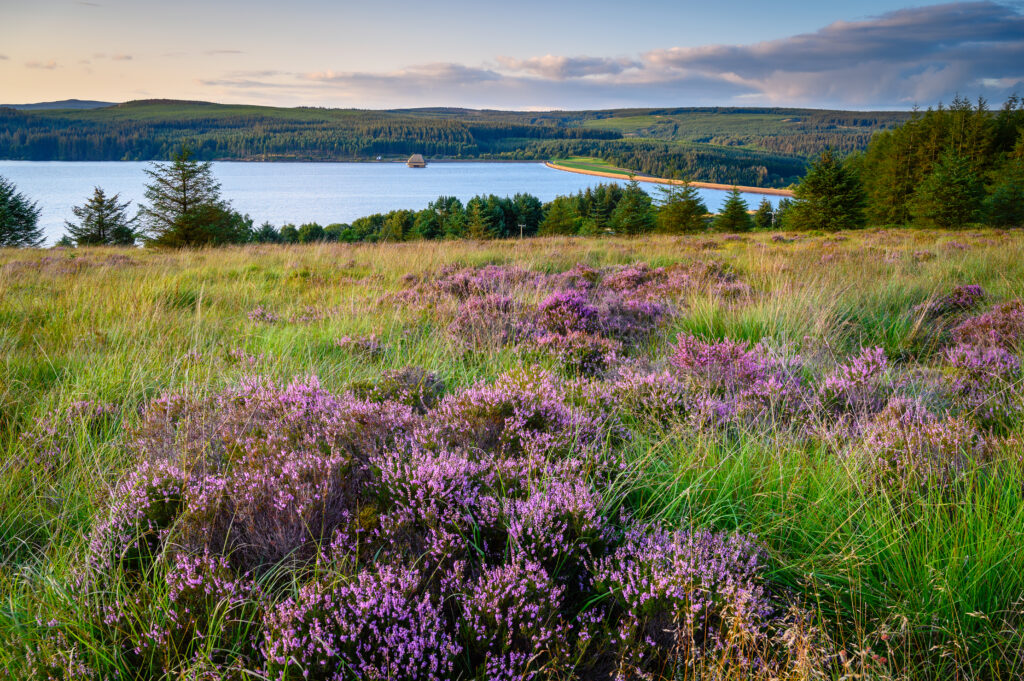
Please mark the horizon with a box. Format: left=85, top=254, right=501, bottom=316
left=2, top=1, right=1022, bottom=110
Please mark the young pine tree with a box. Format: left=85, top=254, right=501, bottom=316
left=655, top=180, right=708, bottom=233
left=909, top=149, right=984, bottom=228
left=139, top=148, right=248, bottom=247
left=713, top=187, right=753, bottom=232
left=610, top=178, right=656, bottom=235
left=787, top=149, right=867, bottom=231
left=63, top=186, right=136, bottom=246
left=0, top=175, right=44, bottom=247
left=753, top=197, right=774, bottom=230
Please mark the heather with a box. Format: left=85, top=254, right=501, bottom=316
left=2, top=230, right=1024, bottom=680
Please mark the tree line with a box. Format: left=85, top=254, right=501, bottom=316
left=2, top=96, right=1021, bottom=249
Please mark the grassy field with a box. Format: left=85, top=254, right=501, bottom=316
left=549, top=156, right=640, bottom=177
left=2, top=230, right=1023, bottom=680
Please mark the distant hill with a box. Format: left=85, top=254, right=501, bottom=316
left=0, top=99, right=115, bottom=111
left=0, top=99, right=913, bottom=188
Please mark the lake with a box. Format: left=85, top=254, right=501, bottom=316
left=0, top=161, right=783, bottom=244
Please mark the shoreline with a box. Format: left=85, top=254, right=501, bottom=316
left=544, top=161, right=795, bottom=197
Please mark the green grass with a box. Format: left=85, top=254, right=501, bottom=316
left=1, top=230, right=1022, bottom=679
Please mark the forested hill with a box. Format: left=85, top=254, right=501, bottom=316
left=0, top=100, right=912, bottom=187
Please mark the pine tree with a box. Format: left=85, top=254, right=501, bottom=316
left=786, top=149, right=866, bottom=231
left=909, top=149, right=984, bottom=228
left=610, top=179, right=656, bottom=235
left=0, top=175, right=44, bottom=247
left=713, top=187, right=753, bottom=232
left=63, top=186, right=136, bottom=246
left=655, top=180, right=708, bottom=233
left=138, top=148, right=247, bottom=246
left=539, top=197, right=580, bottom=236
left=983, top=155, right=1024, bottom=227
left=753, top=197, right=774, bottom=230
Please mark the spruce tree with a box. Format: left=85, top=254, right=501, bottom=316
left=0, top=175, right=44, bottom=247
left=787, top=150, right=866, bottom=231
left=539, top=197, right=580, bottom=236
left=63, top=186, right=136, bottom=246
left=909, top=149, right=984, bottom=228
left=713, top=187, right=753, bottom=232
left=610, top=179, right=656, bottom=235
left=753, top=197, right=774, bottom=230
left=655, top=180, right=708, bottom=233
left=139, top=147, right=247, bottom=246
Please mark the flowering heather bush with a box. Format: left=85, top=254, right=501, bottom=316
left=87, top=459, right=187, bottom=576
left=593, top=293, right=672, bottom=344
left=449, top=294, right=526, bottom=347
left=917, top=284, right=987, bottom=320
left=592, top=526, right=772, bottom=677
left=953, top=299, right=1024, bottom=349
left=262, top=564, right=459, bottom=681
left=536, top=289, right=600, bottom=335
left=670, top=334, right=807, bottom=426
left=606, top=368, right=687, bottom=425
left=247, top=305, right=280, bottom=324
left=109, top=376, right=418, bottom=572
left=862, top=397, right=981, bottom=486
left=430, top=263, right=539, bottom=299
left=418, top=370, right=608, bottom=460
left=505, top=480, right=608, bottom=580
left=944, top=343, right=1022, bottom=428
left=531, top=331, right=621, bottom=376
left=820, top=347, right=890, bottom=416
left=350, top=366, right=445, bottom=414
left=335, top=333, right=386, bottom=358
left=454, top=561, right=572, bottom=681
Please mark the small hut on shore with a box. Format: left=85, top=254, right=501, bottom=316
left=407, top=154, right=427, bottom=168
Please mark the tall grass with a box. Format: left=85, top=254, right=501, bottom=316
left=2, top=229, right=1023, bottom=679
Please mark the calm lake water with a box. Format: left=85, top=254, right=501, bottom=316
left=0, top=161, right=782, bottom=244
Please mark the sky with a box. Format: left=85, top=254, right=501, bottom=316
left=1, top=0, right=1022, bottom=110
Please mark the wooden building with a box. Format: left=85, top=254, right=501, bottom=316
left=406, top=154, right=427, bottom=168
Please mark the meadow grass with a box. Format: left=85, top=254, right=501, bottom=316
left=1, top=229, right=1022, bottom=679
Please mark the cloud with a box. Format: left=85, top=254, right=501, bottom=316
left=199, top=2, right=1024, bottom=109
left=111, top=54, right=133, bottom=61
left=76, top=1, right=101, bottom=6
left=0, top=55, right=8, bottom=61
left=495, top=55, right=641, bottom=79
left=643, top=1, right=1024, bottom=106
left=25, top=61, right=59, bottom=70
left=204, top=49, right=244, bottom=56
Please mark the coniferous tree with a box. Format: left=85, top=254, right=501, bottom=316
left=63, top=186, right=136, bottom=246
left=253, top=222, right=283, bottom=244
left=139, top=148, right=249, bottom=246
left=610, top=179, right=655, bottom=235
left=909, top=149, right=984, bottom=228
left=539, top=197, right=580, bottom=236
left=753, top=197, right=774, bottom=230
left=0, top=175, right=44, bottom=247
left=655, top=180, right=708, bottom=233
left=786, top=149, right=866, bottom=231
left=713, top=187, right=753, bottom=232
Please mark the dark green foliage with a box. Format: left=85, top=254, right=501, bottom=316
left=753, top=198, right=774, bottom=230
left=859, top=96, right=1023, bottom=226
left=63, top=186, right=136, bottom=246
left=983, top=152, right=1024, bottom=227
left=713, top=187, right=753, bottom=232
left=610, top=179, right=656, bottom=235
left=909, top=149, right=984, bottom=228
left=279, top=224, right=299, bottom=244
left=538, top=197, right=580, bottom=236
left=655, top=180, right=708, bottom=233
left=253, top=222, right=283, bottom=244
left=0, top=175, right=43, bottom=247
left=786, top=150, right=867, bottom=231
left=147, top=203, right=253, bottom=248
left=380, top=211, right=414, bottom=242
left=140, top=148, right=251, bottom=247
left=296, top=223, right=326, bottom=244
left=324, top=223, right=348, bottom=242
